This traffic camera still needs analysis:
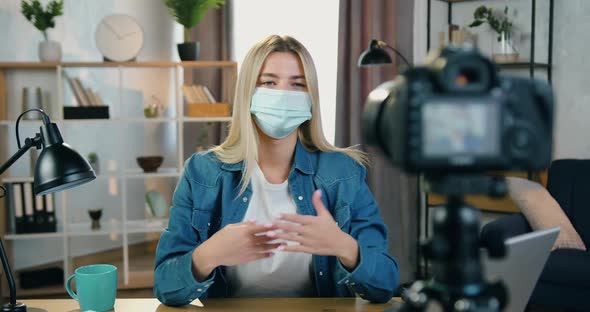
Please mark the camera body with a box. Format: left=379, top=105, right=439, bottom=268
left=363, top=46, right=554, bottom=174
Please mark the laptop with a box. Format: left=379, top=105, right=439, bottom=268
left=483, top=227, right=560, bottom=312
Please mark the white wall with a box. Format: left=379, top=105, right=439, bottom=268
left=414, top=0, right=590, bottom=159
left=232, top=0, right=340, bottom=144
left=0, top=0, right=178, bottom=270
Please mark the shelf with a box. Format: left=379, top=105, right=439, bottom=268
left=0, top=62, right=60, bottom=70
left=1, top=170, right=179, bottom=186
left=61, top=118, right=116, bottom=124
left=1, top=116, right=232, bottom=125
left=66, top=219, right=167, bottom=236
left=497, top=62, right=550, bottom=69
left=1, top=174, right=118, bottom=184
left=67, top=221, right=123, bottom=237
left=1, top=176, right=34, bottom=183
left=0, top=61, right=236, bottom=69
left=3, top=218, right=165, bottom=239
left=126, top=219, right=168, bottom=234
left=434, top=0, right=476, bottom=2
left=62, top=118, right=180, bottom=124
left=124, top=168, right=180, bottom=179
left=126, top=117, right=177, bottom=123
left=183, top=116, right=232, bottom=123
left=0, top=119, right=45, bottom=126
left=4, top=232, right=64, bottom=240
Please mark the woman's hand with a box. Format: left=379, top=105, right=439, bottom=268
left=192, top=221, right=280, bottom=281
left=270, top=190, right=360, bottom=271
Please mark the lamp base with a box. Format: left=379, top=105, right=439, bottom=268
left=1, top=302, right=26, bottom=312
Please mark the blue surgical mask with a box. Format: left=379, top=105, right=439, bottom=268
left=250, top=87, right=312, bottom=139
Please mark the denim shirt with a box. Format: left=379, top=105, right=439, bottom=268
left=154, top=140, right=400, bottom=306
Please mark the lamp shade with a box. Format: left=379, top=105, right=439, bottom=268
left=358, top=42, right=393, bottom=67
left=34, top=143, right=96, bottom=195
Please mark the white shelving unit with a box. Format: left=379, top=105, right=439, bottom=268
left=0, top=61, right=236, bottom=295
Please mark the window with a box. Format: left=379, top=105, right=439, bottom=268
left=232, top=0, right=340, bottom=143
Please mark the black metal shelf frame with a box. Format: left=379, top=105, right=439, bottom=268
left=417, top=0, right=556, bottom=280
left=426, top=0, right=555, bottom=82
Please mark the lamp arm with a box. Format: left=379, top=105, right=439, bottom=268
left=0, top=237, right=17, bottom=305
left=0, top=135, right=41, bottom=176
left=379, top=41, right=411, bottom=66
left=0, top=134, right=42, bottom=309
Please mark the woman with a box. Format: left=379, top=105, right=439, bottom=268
left=154, top=35, right=399, bottom=306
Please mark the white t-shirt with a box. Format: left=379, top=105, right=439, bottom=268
left=225, top=163, right=314, bottom=297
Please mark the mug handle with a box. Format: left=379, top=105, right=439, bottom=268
left=66, top=274, right=78, bottom=301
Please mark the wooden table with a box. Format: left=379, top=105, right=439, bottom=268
left=22, top=297, right=402, bottom=312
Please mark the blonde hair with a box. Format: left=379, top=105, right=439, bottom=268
left=213, top=35, right=367, bottom=195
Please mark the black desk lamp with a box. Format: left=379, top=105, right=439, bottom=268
left=358, top=39, right=411, bottom=68
left=0, top=109, right=96, bottom=312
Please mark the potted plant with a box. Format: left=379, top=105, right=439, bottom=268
left=87, top=152, right=99, bottom=174
left=21, top=0, right=64, bottom=62
left=469, top=5, right=518, bottom=63
left=195, top=123, right=210, bottom=152
left=163, top=0, right=225, bottom=61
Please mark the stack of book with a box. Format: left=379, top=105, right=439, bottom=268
left=63, top=71, right=109, bottom=119
left=63, top=71, right=104, bottom=107
left=3, top=182, right=57, bottom=234
left=182, top=84, right=230, bottom=117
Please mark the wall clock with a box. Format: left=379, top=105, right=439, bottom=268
left=95, top=14, right=144, bottom=62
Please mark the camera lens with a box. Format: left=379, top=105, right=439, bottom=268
left=362, top=80, right=399, bottom=150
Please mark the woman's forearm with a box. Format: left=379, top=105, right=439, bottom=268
left=191, top=242, right=218, bottom=281
left=336, top=233, right=360, bottom=271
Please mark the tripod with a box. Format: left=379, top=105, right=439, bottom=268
left=397, top=175, right=508, bottom=312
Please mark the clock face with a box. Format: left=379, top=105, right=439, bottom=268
left=95, top=14, right=144, bottom=62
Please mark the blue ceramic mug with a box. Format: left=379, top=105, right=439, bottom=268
left=66, top=264, right=117, bottom=312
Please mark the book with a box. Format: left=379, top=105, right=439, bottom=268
left=85, top=88, right=98, bottom=106
left=4, top=183, right=15, bottom=234
left=13, top=183, right=24, bottom=233
left=201, top=86, right=217, bottom=103
left=34, top=193, right=45, bottom=232
left=63, top=71, right=87, bottom=107
left=23, top=182, right=34, bottom=233
left=192, top=85, right=210, bottom=103
left=45, top=193, right=56, bottom=232
left=94, top=92, right=104, bottom=106
left=73, top=78, right=92, bottom=107
left=182, top=85, right=198, bottom=103
left=22, top=87, right=30, bottom=119
left=33, top=87, right=43, bottom=119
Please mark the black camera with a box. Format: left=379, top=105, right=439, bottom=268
left=363, top=46, right=554, bottom=174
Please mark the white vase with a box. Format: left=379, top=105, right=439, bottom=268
left=38, top=40, right=62, bottom=62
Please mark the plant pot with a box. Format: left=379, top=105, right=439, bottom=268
left=38, top=40, right=62, bottom=62
left=177, top=42, right=200, bottom=61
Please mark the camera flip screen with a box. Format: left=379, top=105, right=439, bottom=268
left=422, top=100, right=500, bottom=159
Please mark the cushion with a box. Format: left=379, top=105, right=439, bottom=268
left=506, top=177, right=587, bottom=251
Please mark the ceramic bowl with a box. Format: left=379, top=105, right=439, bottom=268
left=136, top=156, right=164, bottom=173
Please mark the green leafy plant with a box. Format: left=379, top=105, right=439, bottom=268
left=469, top=5, right=514, bottom=42
left=21, top=0, right=64, bottom=41
left=87, top=152, right=98, bottom=163
left=163, top=0, right=225, bottom=42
